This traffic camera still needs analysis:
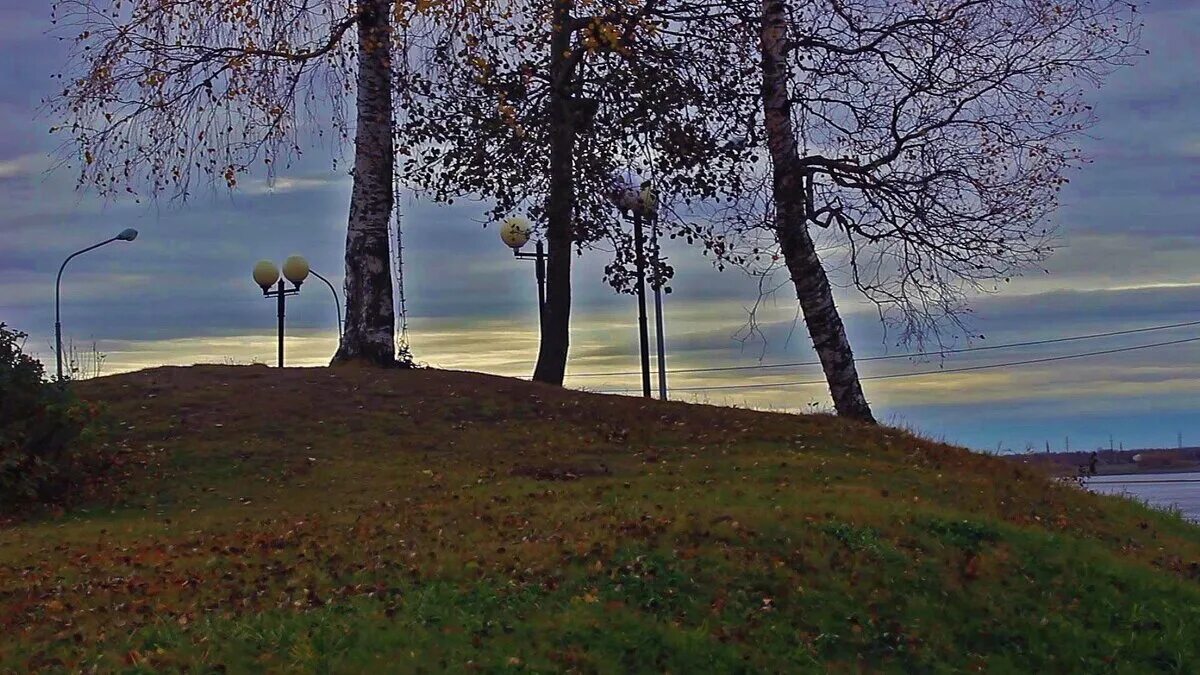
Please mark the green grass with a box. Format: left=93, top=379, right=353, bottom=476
left=1, top=364, right=1198, bottom=672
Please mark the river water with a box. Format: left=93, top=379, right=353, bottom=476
left=1086, top=471, right=1200, bottom=522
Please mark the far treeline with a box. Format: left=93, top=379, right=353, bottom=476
left=1024, top=447, right=1200, bottom=475
left=49, top=0, right=1143, bottom=422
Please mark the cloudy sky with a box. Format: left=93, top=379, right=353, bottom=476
left=2, top=1, right=1198, bottom=453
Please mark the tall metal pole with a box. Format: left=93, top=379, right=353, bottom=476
left=55, top=236, right=119, bottom=383
left=54, top=316, right=63, bottom=384
left=534, top=239, right=547, bottom=331
left=309, top=269, right=343, bottom=338
left=650, top=216, right=667, bottom=400
left=276, top=279, right=286, bottom=368
left=633, top=211, right=651, bottom=398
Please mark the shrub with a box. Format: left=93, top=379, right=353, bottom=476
left=0, top=323, right=102, bottom=510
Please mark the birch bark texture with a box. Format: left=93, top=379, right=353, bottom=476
left=759, top=0, right=874, bottom=422
left=333, top=0, right=399, bottom=366
left=647, top=0, right=1139, bottom=419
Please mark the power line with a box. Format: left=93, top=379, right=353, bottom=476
left=594, top=335, right=1200, bottom=394
left=566, top=317, right=1200, bottom=374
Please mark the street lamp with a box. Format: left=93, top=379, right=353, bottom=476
left=500, top=216, right=546, bottom=330
left=55, top=227, right=138, bottom=383
left=308, top=269, right=343, bottom=338
left=252, top=255, right=309, bottom=367
left=606, top=178, right=668, bottom=400
left=642, top=185, right=669, bottom=402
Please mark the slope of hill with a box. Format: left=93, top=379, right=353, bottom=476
left=2, top=365, right=1199, bottom=672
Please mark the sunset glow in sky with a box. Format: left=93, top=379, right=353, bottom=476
left=2, top=1, right=1198, bottom=452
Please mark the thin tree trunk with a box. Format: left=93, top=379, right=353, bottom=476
left=760, top=0, right=875, bottom=422
left=333, top=0, right=398, bottom=367
left=532, top=0, right=575, bottom=385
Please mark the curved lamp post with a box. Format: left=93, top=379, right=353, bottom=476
left=55, top=227, right=138, bottom=383
left=500, top=216, right=547, bottom=331
left=308, top=269, right=343, bottom=338
left=252, top=255, right=309, bottom=367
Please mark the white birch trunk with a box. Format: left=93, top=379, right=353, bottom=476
left=760, top=0, right=875, bottom=422
left=333, top=0, right=398, bottom=367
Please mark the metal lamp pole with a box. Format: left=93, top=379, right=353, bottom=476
left=253, top=256, right=309, bottom=367
left=309, top=269, right=343, bottom=338
left=650, top=215, right=667, bottom=400
left=54, top=228, right=138, bottom=383
left=632, top=210, right=652, bottom=398
left=501, top=216, right=546, bottom=332
left=512, top=240, right=547, bottom=329
left=607, top=177, right=670, bottom=399
left=263, top=279, right=301, bottom=367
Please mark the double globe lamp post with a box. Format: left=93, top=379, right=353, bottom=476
left=252, top=256, right=344, bottom=367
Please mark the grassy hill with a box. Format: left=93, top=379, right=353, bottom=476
left=2, top=365, right=1199, bottom=673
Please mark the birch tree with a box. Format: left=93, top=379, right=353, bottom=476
left=48, top=0, right=417, bottom=366
left=659, top=0, right=1141, bottom=422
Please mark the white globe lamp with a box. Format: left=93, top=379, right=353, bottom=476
left=500, top=216, right=532, bottom=250
left=282, top=255, right=310, bottom=286
left=253, top=260, right=281, bottom=290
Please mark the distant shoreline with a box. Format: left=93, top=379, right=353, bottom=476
left=1034, top=465, right=1200, bottom=479
left=1008, top=447, right=1200, bottom=478
left=1084, top=467, right=1200, bottom=479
